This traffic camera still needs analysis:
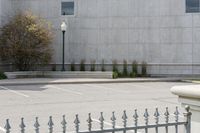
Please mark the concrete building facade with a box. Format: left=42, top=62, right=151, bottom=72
left=0, top=0, right=200, bottom=75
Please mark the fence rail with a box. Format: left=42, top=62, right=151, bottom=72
left=3, top=106, right=191, bottom=133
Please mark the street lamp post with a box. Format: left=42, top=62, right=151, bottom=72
left=61, top=21, right=67, bottom=71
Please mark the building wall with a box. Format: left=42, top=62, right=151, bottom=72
left=2, top=0, right=200, bottom=75
left=0, top=0, right=13, bottom=25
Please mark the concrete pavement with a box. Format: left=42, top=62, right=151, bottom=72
left=0, top=82, right=194, bottom=132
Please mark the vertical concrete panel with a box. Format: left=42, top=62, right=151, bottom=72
left=193, top=15, right=200, bottom=28
left=160, top=44, right=177, bottom=63
left=175, top=44, right=192, bottom=63
left=1, top=0, right=12, bottom=25
left=0, top=0, right=2, bottom=26
left=192, top=44, right=200, bottom=64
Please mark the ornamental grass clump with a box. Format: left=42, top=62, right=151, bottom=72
left=141, top=61, right=147, bottom=77
left=0, top=11, right=53, bottom=71
left=101, top=59, right=106, bottom=72
left=0, top=71, right=7, bottom=79
left=112, top=60, right=118, bottom=73
left=80, top=59, right=85, bottom=71
left=70, top=61, right=75, bottom=71
left=122, top=60, right=128, bottom=77
left=130, top=60, right=138, bottom=78
left=112, top=60, right=119, bottom=78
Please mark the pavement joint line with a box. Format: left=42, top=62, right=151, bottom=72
left=0, top=86, right=29, bottom=98
left=92, top=118, right=141, bottom=133
left=41, top=85, right=83, bottom=95
left=84, top=84, right=129, bottom=93
left=0, top=126, right=6, bottom=132
left=125, top=83, right=149, bottom=89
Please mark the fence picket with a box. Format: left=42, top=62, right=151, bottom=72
left=74, top=114, right=80, bottom=133
left=144, top=108, right=149, bottom=133
left=154, top=108, right=160, bottom=133
left=48, top=116, right=54, bottom=133
left=34, top=117, right=40, bottom=133
left=99, top=112, right=104, bottom=130
left=174, top=107, right=179, bottom=133
left=4, top=119, right=11, bottom=133
left=111, top=111, right=116, bottom=133
left=133, top=109, right=138, bottom=133
left=61, top=115, right=67, bottom=133
left=122, top=110, right=127, bottom=133
left=19, top=118, right=26, bottom=133
left=164, top=107, right=169, bottom=133
left=87, top=113, right=92, bottom=131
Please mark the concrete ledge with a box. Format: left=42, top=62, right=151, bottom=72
left=4, top=71, right=113, bottom=79
left=171, top=85, right=200, bottom=99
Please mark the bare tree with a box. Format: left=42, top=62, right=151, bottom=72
left=0, top=11, right=53, bottom=71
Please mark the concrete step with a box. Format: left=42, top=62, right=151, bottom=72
left=4, top=71, right=113, bottom=79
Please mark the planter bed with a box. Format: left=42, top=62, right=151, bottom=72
left=4, top=71, right=113, bottom=79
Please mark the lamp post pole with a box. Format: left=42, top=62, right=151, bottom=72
left=62, top=30, right=65, bottom=71
left=61, top=21, right=67, bottom=71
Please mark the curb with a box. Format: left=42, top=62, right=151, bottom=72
left=181, top=80, right=200, bottom=84
left=0, top=78, right=183, bottom=86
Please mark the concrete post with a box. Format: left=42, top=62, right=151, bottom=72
left=171, top=85, right=200, bottom=133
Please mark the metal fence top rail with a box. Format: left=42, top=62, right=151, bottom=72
left=3, top=106, right=191, bottom=133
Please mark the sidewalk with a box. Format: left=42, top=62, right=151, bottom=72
left=0, top=77, right=192, bottom=86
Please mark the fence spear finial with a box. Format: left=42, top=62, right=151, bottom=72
left=34, top=117, right=40, bottom=133
left=111, top=111, right=116, bottom=129
left=61, top=115, right=67, bottom=133
left=19, top=117, right=26, bottom=133
left=48, top=116, right=54, bottom=133
left=4, top=119, right=11, bottom=133
left=74, top=114, right=80, bottom=133
left=164, top=107, right=170, bottom=123
left=87, top=113, right=92, bottom=131
left=133, top=109, right=139, bottom=126
left=99, top=112, right=104, bottom=130
left=174, top=106, right=179, bottom=122
left=122, top=110, right=128, bottom=128
left=144, top=108, right=149, bottom=125
left=154, top=108, right=160, bottom=124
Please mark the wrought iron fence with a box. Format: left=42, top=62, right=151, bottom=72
left=3, top=106, right=191, bottom=133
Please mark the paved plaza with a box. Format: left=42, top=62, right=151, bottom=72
left=0, top=82, right=195, bottom=132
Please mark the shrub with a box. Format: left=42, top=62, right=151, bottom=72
left=90, top=60, right=96, bottom=71
left=0, top=12, right=53, bottom=71
left=0, top=72, right=7, bottom=79
left=51, top=64, right=56, bottom=71
left=112, top=60, right=118, bottom=73
left=80, top=59, right=85, bottom=71
left=141, top=61, right=147, bottom=76
left=112, top=71, right=118, bottom=79
left=130, top=72, right=137, bottom=78
left=70, top=61, right=75, bottom=71
left=130, top=60, right=138, bottom=77
left=101, top=59, right=106, bottom=72
left=122, top=60, right=128, bottom=77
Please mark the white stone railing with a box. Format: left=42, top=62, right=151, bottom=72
left=171, top=85, right=200, bottom=133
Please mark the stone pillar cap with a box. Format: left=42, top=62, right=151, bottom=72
left=171, top=85, right=200, bottom=99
